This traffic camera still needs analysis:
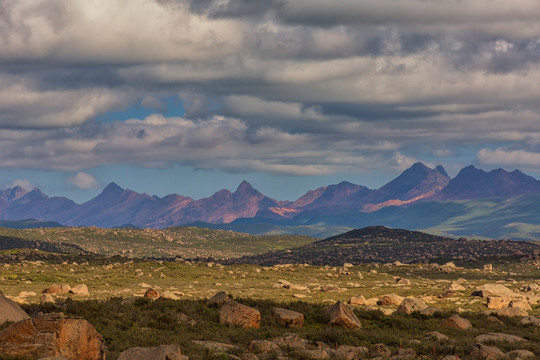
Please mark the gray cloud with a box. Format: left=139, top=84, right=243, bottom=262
left=0, top=0, right=539, bottom=176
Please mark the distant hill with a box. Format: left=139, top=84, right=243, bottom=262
left=226, top=226, right=540, bottom=266
left=1, top=163, right=540, bottom=240
left=0, top=219, right=64, bottom=229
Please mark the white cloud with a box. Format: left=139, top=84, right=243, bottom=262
left=6, top=179, right=34, bottom=190
left=67, top=172, right=100, bottom=189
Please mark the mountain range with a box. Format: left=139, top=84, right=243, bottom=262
left=2, top=163, right=540, bottom=240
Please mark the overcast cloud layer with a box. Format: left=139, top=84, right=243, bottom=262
left=2, top=0, right=540, bottom=189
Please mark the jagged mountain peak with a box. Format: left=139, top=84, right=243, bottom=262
left=101, top=182, right=124, bottom=195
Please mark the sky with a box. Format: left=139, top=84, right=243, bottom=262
left=1, top=0, right=540, bottom=203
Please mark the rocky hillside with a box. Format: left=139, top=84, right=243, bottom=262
left=227, top=226, right=540, bottom=266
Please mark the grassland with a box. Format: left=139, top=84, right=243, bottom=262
left=0, top=226, right=315, bottom=259
left=2, top=250, right=540, bottom=359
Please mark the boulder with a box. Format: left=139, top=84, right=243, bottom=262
left=474, top=333, right=528, bottom=344
left=207, top=291, right=230, bottom=307
left=489, top=307, right=529, bottom=317
left=486, top=296, right=512, bottom=310
left=334, top=345, right=368, bottom=360
left=0, top=296, right=30, bottom=324
left=271, top=307, right=304, bottom=328
left=192, top=340, right=234, bottom=353
left=466, top=343, right=505, bottom=360
left=447, top=281, right=466, bottom=291
left=348, top=295, right=366, bottom=306
left=442, top=314, right=472, bottom=330
left=425, top=331, right=449, bottom=342
left=247, top=340, right=280, bottom=354
left=40, top=294, right=55, bottom=304
left=506, top=350, right=535, bottom=359
left=396, top=298, right=428, bottom=315
left=378, top=293, right=404, bottom=306
left=219, top=301, right=261, bottom=328
left=118, top=344, right=181, bottom=360
left=509, top=299, right=532, bottom=311
left=474, top=284, right=516, bottom=298
left=520, top=316, right=540, bottom=326
left=42, top=284, right=71, bottom=294
left=324, top=301, right=362, bottom=329
left=420, top=306, right=442, bottom=316
left=0, top=314, right=105, bottom=360
left=271, top=333, right=309, bottom=349
left=69, top=284, right=90, bottom=296
left=144, top=288, right=159, bottom=299
left=368, top=343, right=391, bottom=358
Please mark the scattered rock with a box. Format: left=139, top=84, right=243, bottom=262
left=475, top=333, right=528, bottom=344
left=378, top=293, right=404, bottom=306
left=0, top=296, right=30, bottom=324
left=40, top=294, right=55, bottom=304
left=466, top=343, right=505, bottom=360
left=219, top=301, right=261, bottom=328
left=420, top=306, right=442, bottom=316
left=271, top=333, right=309, bottom=349
left=425, top=331, right=449, bottom=342
left=396, top=278, right=411, bottom=286
left=442, top=314, right=472, bottom=330
left=392, top=348, right=416, bottom=359
left=369, top=343, right=391, bottom=358
left=0, top=314, right=105, bottom=360
left=42, top=284, right=71, bottom=294
left=506, top=350, right=535, bottom=359
left=474, top=284, right=516, bottom=298
left=207, top=291, right=230, bottom=307
left=192, top=340, right=234, bottom=353
left=118, top=344, right=181, bottom=360
left=247, top=340, right=280, bottom=354
left=486, top=296, right=511, bottom=310
left=396, top=298, right=428, bottom=315
left=520, top=316, right=540, bottom=326
left=348, top=295, right=366, bottom=306
left=447, top=281, right=466, bottom=291
left=272, top=307, right=304, bottom=328
left=69, top=284, right=90, bottom=296
left=489, top=307, right=529, bottom=317
left=324, top=301, right=362, bottom=329
left=509, top=299, right=532, bottom=311
left=144, top=288, right=159, bottom=299
left=334, top=345, right=368, bottom=360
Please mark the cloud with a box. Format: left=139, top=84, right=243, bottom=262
left=67, top=172, right=101, bottom=189
left=6, top=179, right=34, bottom=191
left=0, top=0, right=540, bottom=179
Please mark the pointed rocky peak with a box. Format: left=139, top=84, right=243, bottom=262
left=235, top=180, right=259, bottom=194
left=435, top=165, right=448, bottom=178
left=3, top=185, right=28, bottom=201
left=378, top=162, right=450, bottom=200
left=100, top=182, right=125, bottom=196
left=22, top=188, right=48, bottom=201
left=436, top=165, right=540, bottom=200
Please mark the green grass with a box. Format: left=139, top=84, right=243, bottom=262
left=0, top=226, right=315, bottom=259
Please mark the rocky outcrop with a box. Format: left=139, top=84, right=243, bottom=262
left=0, top=296, right=30, bottom=324
left=324, top=301, right=362, bottom=329
left=118, top=344, right=181, bottom=360
left=219, top=301, right=261, bottom=328
left=0, top=314, right=105, bottom=360
left=271, top=308, right=304, bottom=328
